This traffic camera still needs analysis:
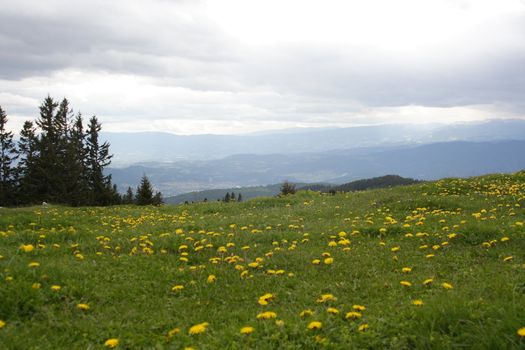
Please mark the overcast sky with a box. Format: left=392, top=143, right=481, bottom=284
left=1, top=0, right=524, bottom=134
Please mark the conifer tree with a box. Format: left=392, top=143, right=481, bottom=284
left=280, top=180, right=296, bottom=195
left=86, top=115, right=113, bottom=205
left=17, top=121, right=38, bottom=204
left=33, top=96, right=62, bottom=202
left=152, top=191, right=163, bottom=206
left=65, top=113, right=89, bottom=206
left=224, top=192, right=230, bottom=202
left=237, top=193, right=242, bottom=202
left=136, top=175, right=154, bottom=205
left=0, top=106, right=18, bottom=206
left=123, top=186, right=134, bottom=204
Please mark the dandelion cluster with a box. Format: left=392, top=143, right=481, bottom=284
left=0, top=172, right=524, bottom=348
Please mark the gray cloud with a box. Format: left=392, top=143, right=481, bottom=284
left=0, top=0, right=524, bottom=133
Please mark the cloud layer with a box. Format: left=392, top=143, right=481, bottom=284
left=1, top=0, right=524, bottom=134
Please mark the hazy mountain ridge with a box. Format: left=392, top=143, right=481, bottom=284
left=104, top=119, right=525, bottom=165
left=108, top=139, right=525, bottom=196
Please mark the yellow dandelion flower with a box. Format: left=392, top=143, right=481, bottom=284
left=312, top=259, right=321, bottom=265
left=189, top=322, right=209, bottom=335
left=104, top=338, right=119, bottom=348
left=423, top=278, right=433, bottom=286
left=77, top=303, right=90, bottom=311
left=240, top=326, right=254, bottom=334
left=345, top=311, right=362, bottom=319
left=207, top=275, right=216, bottom=283
left=517, top=327, right=525, bottom=337
left=307, top=321, right=322, bottom=330
left=442, top=282, right=453, bottom=289
left=352, top=305, right=366, bottom=311
left=171, top=285, right=184, bottom=292
left=275, top=319, right=285, bottom=327
left=167, top=327, right=180, bottom=338
left=400, top=281, right=412, bottom=287
left=258, top=293, right=274, bottom=306
left=0, top=320, right=5, bottom=329
left=28, top=262, right=40, bottom=268
left=256, top=311, right=277, bottom=320
left=51, top=285, right=61, bottom=292
left=20, top=244, right=35, bottom=253
left=316, top=294, right=337, bottom=303
left=300, top=309, right=314, bottom=317
left=358, top=323, right=369, bottom=332
left=503, top=256, right=513, bottom=262
left=402, top=267, right=412, bottom=273
left=324, top=257, right=334, bottom=265
left=412, top=299, right=424, bottom=306
left=327, top=307, right=339, bottom=314
left=32, top=283, right=41, bottom=289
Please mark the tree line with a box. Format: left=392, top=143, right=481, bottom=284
left=0, top=96, right=161, bottom=207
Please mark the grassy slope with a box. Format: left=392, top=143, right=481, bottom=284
left=1, top=172, right=525, bottom=349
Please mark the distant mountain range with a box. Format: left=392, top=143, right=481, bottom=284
left=108, top=139, right=525, bottom=196
left=104, top=119, right=525, bottom=165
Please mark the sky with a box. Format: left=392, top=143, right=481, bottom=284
left=1, top=0, right=524, bottom=135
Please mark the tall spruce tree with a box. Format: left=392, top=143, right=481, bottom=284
left=65, top=113, right=89, bottom=206
left=152, top=191, right=163, bottom=206
left=17, top=121, right=38, bottom=204
left=136, top=175, right=154, bottom=205
left=54, top=98, right=74, bottom=201
left=86, top=115, right=113, bottom=205
left=0, top=106, right=18, bottom=206
left=34, top=96, right=61, bottom=202
left=123, top=186, right=134, bottom=204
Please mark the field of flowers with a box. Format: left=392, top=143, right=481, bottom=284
left=1, top=172, right=525, bottom=349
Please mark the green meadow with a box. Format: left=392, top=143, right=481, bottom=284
left=1, top=172, right=525, bottom=349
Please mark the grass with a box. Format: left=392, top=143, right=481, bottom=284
left=1, top=172, right=525, bottom=349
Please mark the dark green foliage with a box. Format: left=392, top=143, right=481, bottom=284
left=85, top=116, right=115, bottom=205
left=224, top=192, right=231, bottom=202
left=16, top=121, right=38, bottom=204
left=300, top=175, right=421, bottom=193
left=1, top=97, right=122, bottom=207
left=280, top=180, right=296, bottom=195
left=152, top=191, right=163, bottom=206
left=64, top=113, right=89, bottom=206
left=33, top=96, right=61, bottom=202
left=136, top=175, right=155, bottom=205
left=0, top=106, right=18, bottom=205
left=123, top=186, right=134, bottom=204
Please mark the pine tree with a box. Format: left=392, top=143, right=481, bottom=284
left=136, top=175, right=154, bottom=205
left=34, top=95, right=61, bottom=202
left=0, top=106, right=18, bottom=206
left=280, top=180, right=296, bottom=195
left=231, top=192, right=236, bottom=202
left=237, top=193, right=242, bottom=202
left=111, top=184, right=121, bottom=205
left=17, top=121, right=38, bottom=204
left=85, top=116, right=113, bottom=205
left=152, top=191, right=163, bottom=206
left=65, top=113, right=89, bottom=206
left=123, top=186, right=134, bottom=204
left=224, top=192, right=230, bottom=202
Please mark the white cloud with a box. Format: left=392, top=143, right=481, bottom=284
left=0, top=0, right=524, bottom=134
